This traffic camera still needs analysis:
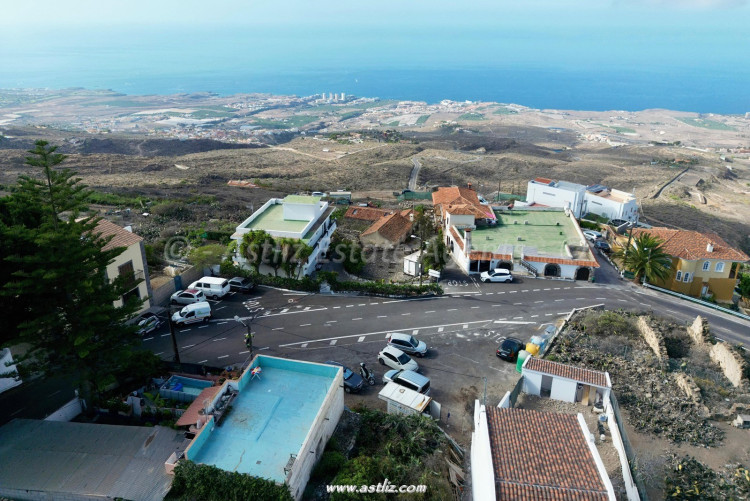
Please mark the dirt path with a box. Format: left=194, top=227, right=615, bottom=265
left=652, top=167, right=690, bottom=199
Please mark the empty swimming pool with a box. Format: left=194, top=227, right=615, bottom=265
left=186, top=356, right=340, bottom=483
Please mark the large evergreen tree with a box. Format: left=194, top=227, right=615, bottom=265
left=0, top=141, right=143, bottom=405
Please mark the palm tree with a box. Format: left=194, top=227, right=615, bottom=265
left=614, top=233, right=672, bottom=284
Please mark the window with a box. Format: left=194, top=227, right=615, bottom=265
left=715, top=262, right=725, bottom=273
left=702, top=261, right=710, bottom=271
left=675, top=271, right=682, bottom=281
left=683, top=272, right=691, bottom=283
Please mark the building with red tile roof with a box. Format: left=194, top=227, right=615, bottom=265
left=630, top=227, right=748, bottom=301
left=360, top=210, right=413, bottom=248
left=523, top=358, right=611, bottom=406
left=91, top=219, right=152, bottom=312
left=471, top=403, right=615, bottom=501
left=344, top=206, right=395, bottom=222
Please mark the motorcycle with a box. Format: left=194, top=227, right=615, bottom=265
left=359, top=363, right=376, bottom=386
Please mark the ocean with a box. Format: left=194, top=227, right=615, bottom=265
left=1, top=27, right=749, bottom=114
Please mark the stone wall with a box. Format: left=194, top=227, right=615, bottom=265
left=686, top=316, right=748, bottom=389
left=674, top=373, right=702, bottom=403
left=636, top=316, right=669, bottom=363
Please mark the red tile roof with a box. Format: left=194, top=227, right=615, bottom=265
left=92, top=219, right=143, bottom=252
left=524, top=358, right=610, bottom=387
left=524, top=255, right=600, bottom=268
left=175, top=386, right=222, bottom=427
left=449, top=227, right=464, bottom=251
left=361, top=212, right=413, bottom=243
left=432, top=186, right=494, bottom=220
left=486, top=407, right=609, bottom=501
left=469, top=251, right=512, bottom=261
left=631, top=227, right=749, bottom=262
left=344, top=206, right=394, bottom=222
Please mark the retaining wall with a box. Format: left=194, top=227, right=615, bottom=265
left=636, top=316, right=668, bottom=363
left=687, top=316, right=747, bottom=389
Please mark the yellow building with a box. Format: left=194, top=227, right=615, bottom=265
left=93, top=219, right=152, bottom=312
left=632, top=228, right=748, bottom=302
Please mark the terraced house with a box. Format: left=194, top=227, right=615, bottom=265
left=632, top=227, right=749, bottom=302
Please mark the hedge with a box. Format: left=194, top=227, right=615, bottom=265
left=220, top=261, right=442, bottom=297
left=166, top=461, right=292, bottom=501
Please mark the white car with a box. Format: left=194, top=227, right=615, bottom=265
left=583, top=230, right=601, bottom=242
left=378, top=346, right=419, bottom=372
left=170, top=288, right=206, bottom=305
left=479, top=268, right=513, bottom=283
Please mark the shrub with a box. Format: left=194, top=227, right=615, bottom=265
left=311, top=450, right=347, bottom=481
left=167, top=461, right=292, bottom=501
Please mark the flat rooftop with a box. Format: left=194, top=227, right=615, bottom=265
left=241, top=203, right=309, bottom=234
left=469, top=210, right=581, bottom=256
left=187, top=357, right=338, bottom=482
left=284, top=195, right=321, bottom=204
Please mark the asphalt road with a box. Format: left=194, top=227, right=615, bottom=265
left=143, top=272, right=750, bottom=369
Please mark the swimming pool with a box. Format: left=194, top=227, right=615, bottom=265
left=186, top=356, right=340, bottom=483
left=160, top=375, right=214, bottom=402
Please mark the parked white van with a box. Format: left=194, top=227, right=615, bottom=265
left=172, top=302, right=212, bottom=325
left=188, top=277, right=230, bottom=299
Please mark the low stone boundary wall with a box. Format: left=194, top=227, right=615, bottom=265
left=688, top=316, right=748, bottom=390
left=636, top=316, right=669, bottom=364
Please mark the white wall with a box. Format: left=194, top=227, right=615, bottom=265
left=283, top=201, right=322, bottom=222
left=446, top=213, right=475, bottom=229
left=523, top=372, right=543, bottom=396
left=584, top=190, right=638, bottom=222
left=524, top=260, right=580, bottom=279
left=550, top=378, right=577, bottom=403
left=0, top=348, right=22, bottom=394
left=470, top=401, right=497, bottom=501
left=526, top=181, right=585, bottom=217
left=45, top=397, right=83, bottom=422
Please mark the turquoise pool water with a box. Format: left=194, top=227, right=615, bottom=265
left=161, top=375, right=213, bottom=399
left=189, top=358, right=337, bottom=482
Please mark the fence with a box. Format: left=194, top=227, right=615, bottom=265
left=150, top=266, right=205, bottom=306
left=508, top=376, right=524, bottom=408
left=609, top=393, right=649, bottom=500
left=643, top=283, right=750, bottom=321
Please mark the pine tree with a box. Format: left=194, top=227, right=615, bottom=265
left=0, top=141, right=143, bottom=406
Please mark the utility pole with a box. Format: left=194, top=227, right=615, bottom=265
left=168, top=308, right=181, bottom=364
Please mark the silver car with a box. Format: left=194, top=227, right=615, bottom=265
left=170, top=288, right=206, bottom=305
left=385, top=332, right=427, bottom=357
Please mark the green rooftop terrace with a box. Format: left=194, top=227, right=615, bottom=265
left=469, top=210, right=582, bottom=256
left=241, top=204, right=309, bottom=234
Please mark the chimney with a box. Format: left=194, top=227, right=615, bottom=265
left=707, top=242, right=714, bottom=253
left=409, top=211, right=414, bottom=222
left=467, top=182, right=472, bottom=190
left=464, top=228, right=472, bottom=251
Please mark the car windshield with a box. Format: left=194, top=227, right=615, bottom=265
left=342, top=368, right=353, bottom=379
left=502, top=339, right=519, bottom=349
left=409, top=337, right=419, bottom=347
left=396, top=353, right=411, bottom=364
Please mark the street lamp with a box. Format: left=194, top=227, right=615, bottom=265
left=234, top=315, right=253, bottom=357
left=411, top=234, right=424, bottom=287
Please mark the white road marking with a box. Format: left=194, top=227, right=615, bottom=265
left=278, top=318, right=496, bottom=347
left=557, top=312, right=570, bottom=315
left=596, top=297, right=606, bottom=300
left=371, top=302, right=379, bottom=305
left=358, top=336, right=366, bottom=342
left=272, top=327, right=284, bottom=331
left=486, top=292, right=494, bottom=295
left=161, top=334, right=171, bottom=337
left=179, top=329, right=190, bottom=333
left=447, top=308, right=457, bottom=312
left=463, top=324, right=469, bottom=329
left=280, top=308, right=289, bottom=313
left=155, top=352, right=164, bottom=356
left=618, top=299, right=627, bottom=302
left=543, top=288, right=551, bottom=291
left=346, top=305, right=354, bottom=308
left=217, top=355, right=229, bottom=359
left=412, top=329, right=419, bottom=335
left=534, top=301, right=544, bottom=303
left=326, top=320, right=338, bottom=324
left=353, top=318, right=362, bottom=321
left=182, top=344, right=195, bottom=349
left=513, top=302, right=523, bottom=305
left=494, top=320, right=536, bottom=325
left=531, top=315, right=539, bottom=318
left=198, top=325, right=208, bottom=329
left=509, top=291, right=517, bottom=294
left=198, top=360, right=208, bottom=364
left=378, top=315, right=388, bottom=318
left=333, top=306, right=341, bottom=309
left=213, top=337, right=227, bottom=342
left=564, top=287, right=571, bottom=289
left=576, top=297, right=585, bottom=300
left=215, top=306, right=226, bottom=311
left=217, top=321, right=228, bottom=325
left=143, top=336, right=154, bottom=341
left=425, top=310, right=436, bottom=314
left=545, top=313, right=554, bottom=316
left=640, top=303, right=651, bottom=307
left=239, top=351, right=250, bottom=355
left=358, top=303, right=366, bottom=306
left=471, top=306, right=480, bottom=309
left=301, top=343, right=308, bottom=348
left=264, top=308, right=327, bottom=317
left=329, top=340, right=337, bottom=345
left=498, top=291, right=505, bottom=294
left=438, top=327, right=444, bottom=332
left=304, top=306, right=311, bottom=311
left=522, top=290, right=529, bottom=292
left=513, top=316, right=524, bottom=319
left=554, top=299, right=564, bottom=302
left=402, top=313, right=411, bottom=316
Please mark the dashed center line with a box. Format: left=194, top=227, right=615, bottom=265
left=182, top=344, right=195, bottom=349
left=213, top=337, right=227, bottom=342
left=534, top=300, right=544, bottom=303
left=402, top=313, right=411, bottom=316
left=217, top=355, right=229, bottom=359
left=378, top=315, right=388, bottom=318
left=554, top=299, right=564, bottom=302
left=300, top=323, right=312, bottom=327
left=447, top=308, right=457, bottom=312
left=513, top=302, right=523, bottom=305
left=272, top=327, right=284, bottom=331
left=353, top=318, right=362, bottom=321
left=425, top=310, right=436, bottom=314
left=471, top=306, right=480, bottom=309
left=179, top=329, right=190, bottom=333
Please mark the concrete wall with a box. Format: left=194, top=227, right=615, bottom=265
left=151, top=266, right=204, bottom=306
left=636, top=316, right=669, bottom=362
left=526, top=181, right=585, bottom=217
left=584, top=190, right=638, bottom=222
left=470, top=401, right=497, bottom=501
left=287, top=368, right=344, bottom=501
left=550, top=378, right=577, bottom=403
left=44, top=397, right=83, bottom=422
left=523, top=371, right=543, bottom=396
left=0, top=348, right=22, bottom=394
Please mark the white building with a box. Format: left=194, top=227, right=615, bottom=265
left=522, top=357, right=611, bottom=406
left=231, top=195, right=336, bottom=276
left=524, top=178, right=638, bottom=222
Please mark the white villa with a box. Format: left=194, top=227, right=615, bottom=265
left=231, top=195, right=336, bottom=276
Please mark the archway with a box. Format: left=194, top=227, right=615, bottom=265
left=544, top=263, right=561, bottom=277
left=575, top=267, right=590, bottom=281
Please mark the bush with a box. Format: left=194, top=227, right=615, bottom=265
left=578, top=310, right=637, bottom=338
left=167, top=461, right=293, bottom=501
left=311, top=450, right=347, bottom=481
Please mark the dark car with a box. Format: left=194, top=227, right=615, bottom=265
left=325, top=361, right=364, bottom=393
left=496, top=337, right=525, bottom=362
left=594, top=240, right=611, bottom=253
left=228, top=276, right=255, bottom=293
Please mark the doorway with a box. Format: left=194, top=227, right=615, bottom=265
left=540, top=375, right=553, bottom=398
left=544, top=264, right=561, bottom=278
left=575, top=267, right=590, bottom=281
